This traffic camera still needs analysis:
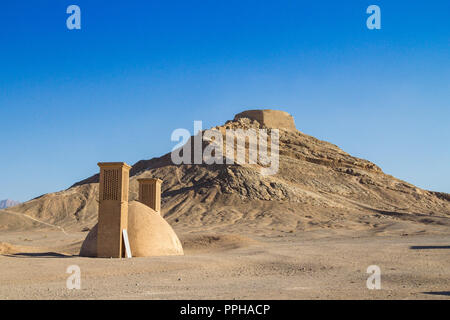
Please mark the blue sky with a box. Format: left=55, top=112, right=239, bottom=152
left=0, top=1, right=449, bottom=202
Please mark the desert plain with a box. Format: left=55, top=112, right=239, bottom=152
left=1, top=225, right=449, bottom=299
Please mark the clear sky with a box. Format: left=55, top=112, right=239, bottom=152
left=0, top=1, right=449, bottom=202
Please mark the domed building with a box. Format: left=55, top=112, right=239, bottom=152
left=80, top=200, right=183, bottom=257
left=79, top=163, right=183, bottom=258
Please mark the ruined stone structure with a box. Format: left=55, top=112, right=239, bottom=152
left=97, top=162, right=131, bottom=258
left=138, top=178, right=162, bottom=214
left=234, top=109, right=296, bottom=131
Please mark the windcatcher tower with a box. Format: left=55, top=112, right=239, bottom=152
left=138, top=178, right=162, bottom=214
left=97, top=162, right=131, bottom=258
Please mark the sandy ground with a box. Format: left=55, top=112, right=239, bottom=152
left=0, top=228, right=449, bottom=300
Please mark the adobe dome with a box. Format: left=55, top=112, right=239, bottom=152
left=80, top=201, right=183, bottom=257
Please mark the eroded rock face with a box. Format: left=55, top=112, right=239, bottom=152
left=234, top=109, right=297, bottom=131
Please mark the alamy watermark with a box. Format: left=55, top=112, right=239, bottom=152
left=65, top=5, right=380, bottom=31
left=366, top=5, right=381, bottom=30
left=171, top=121, right=279, bottom=176
left=66, top=5, right=81, bottom=30
left=366, top=265, right=381, bottom=290
left=66, top=265, right=81, bottom=290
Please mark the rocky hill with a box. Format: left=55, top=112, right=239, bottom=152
left=2, top=110, right=449, bottom=234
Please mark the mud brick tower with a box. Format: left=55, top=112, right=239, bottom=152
left=138, top=178, right=162, bottom=214
left=97, top=162, right=131, bottom=258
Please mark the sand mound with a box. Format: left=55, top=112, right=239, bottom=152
left=0, top=242, right=45, bottom=255
left=181, top=234, right=259, bottom=253
left=0, top=242, right=19, bottom=255
left=80, top=201, right=183, bottom=257
left=5, top=109, right=450, bottom=234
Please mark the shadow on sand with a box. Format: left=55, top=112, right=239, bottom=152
left=410, top=246, right=450, bottom=250
left=6, top=252, right=74, bottom=258
left=422, top=291, right=450, bottom=297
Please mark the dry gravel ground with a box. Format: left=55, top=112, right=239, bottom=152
left=0, top=228, right=449, bottom=300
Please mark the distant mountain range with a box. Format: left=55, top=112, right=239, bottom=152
left=0, top=199, right=20, bottom=209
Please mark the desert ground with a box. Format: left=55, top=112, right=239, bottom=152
left=1, top=223, right=449, bottom=300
